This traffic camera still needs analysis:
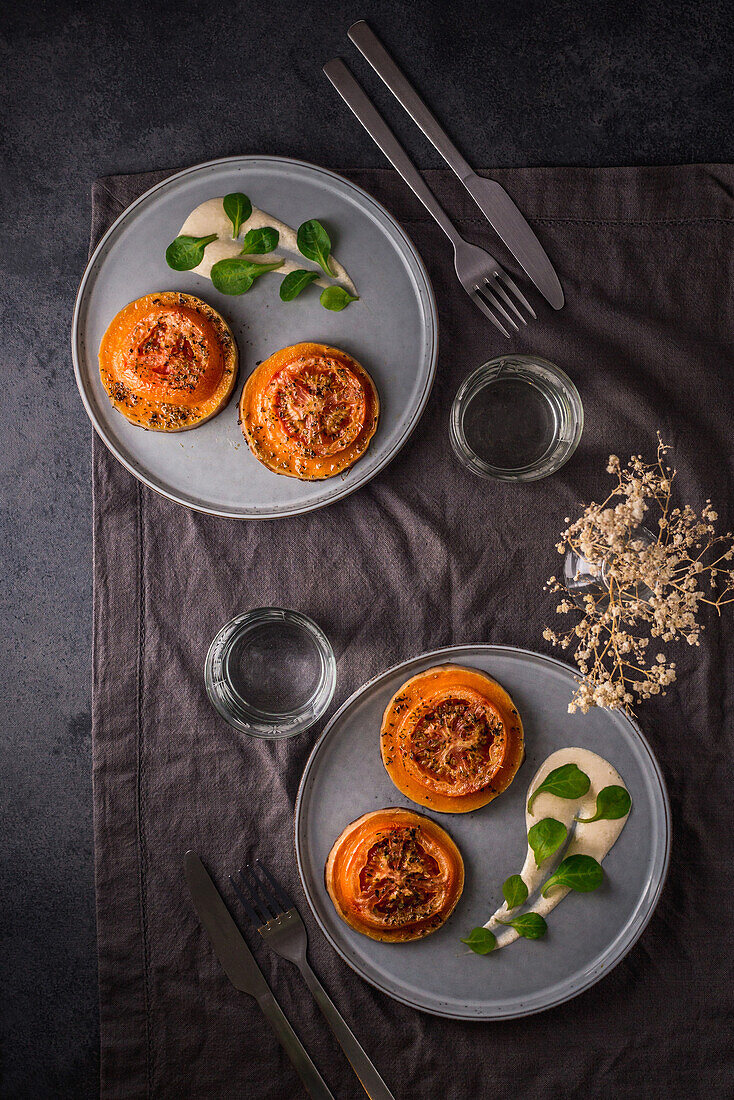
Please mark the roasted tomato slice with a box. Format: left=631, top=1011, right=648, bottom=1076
left=121, top=306, right=223, bottom=405
left=268, top=357, right=367, bottom=456
left=239, top=342, right=379, bottom=481
left=408, top=692, right=504, bottom=796
left=381, top=666, right=525, bottom=813
left=99, top=293, right=237, bottom=432
left=359, top=826, right=441, bottom=916
left=325, top=808, right=464, bottom=942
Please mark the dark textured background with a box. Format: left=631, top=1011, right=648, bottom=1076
left=1, top=0, right=733, bottom=1096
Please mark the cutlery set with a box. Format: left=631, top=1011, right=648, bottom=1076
left=185, top=851, right=395, bottom=1099
left=326, top=21, right=564, bottom=336
left=184, top=853, right=335, bottom=1099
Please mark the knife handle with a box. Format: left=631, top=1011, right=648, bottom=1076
left=257, top=990, right=335, bottom=1100
left=300, top=961, right=395, bottom=1100
left=348, top=20, right=473, bottom=183
left=323, top=59, right=461, bottom=248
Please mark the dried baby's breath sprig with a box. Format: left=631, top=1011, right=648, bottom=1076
left=545, top=436, right=734, bottom=713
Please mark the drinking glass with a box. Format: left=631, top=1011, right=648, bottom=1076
left=204, top=608, right=336, bottom=739
left=450, top=354, right=583, bottom=482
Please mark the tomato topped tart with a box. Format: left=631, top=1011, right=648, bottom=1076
left=325, top=808, right=464, bottom=942
left=239, top=342, right=379, bottom=480
left=381, top=665, right=524, bottom=813
left=99, top=292, right=238, bottom=431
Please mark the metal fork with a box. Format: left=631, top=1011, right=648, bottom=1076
left=232, top=861, right=396, bottom=1100
left=324, top=57, right=536, bottom=337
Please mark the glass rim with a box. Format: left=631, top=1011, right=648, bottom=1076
left=204, top=607, right=337, bottom=739
left=449, top=354, right=584, bottom=482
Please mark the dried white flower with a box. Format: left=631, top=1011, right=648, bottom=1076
left=544, top=435, right=734, bottom=714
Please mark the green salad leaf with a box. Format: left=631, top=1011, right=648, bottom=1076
left=320, top=286, right=359, bottom=311
left=496, top=913, right=548, bottom=939
left=240, top=227, right=279, bottom=255
left=527, top=763, right=591, bottom=814
left=575, top=785, right=631, bottom=823
left=280, top=269, right=320, bottom=302
left=541, top=854, right=604, bottom=897
left=528, top=818, right=567, bottom=867
left=297, top=219, right=333, bottom=276
left=223, top=193, right=252, bottom=238
left=460, top=927, right=497, bottom=955
left=165, top=233, right=218, bottom=271
left=210, top=257, right=283, bottom=295
left=502, top=875, right=529, bottom=909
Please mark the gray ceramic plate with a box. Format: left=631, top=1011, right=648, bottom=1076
left=295, top=645, right=670, bottom=1020
left=72, top=156, right=437, bottom=518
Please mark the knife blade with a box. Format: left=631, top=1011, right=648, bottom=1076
left=461, top=175, right=564, bottom=310
left=347, top=19, right=564, bottom=310
left=184, top=852, right=334, bottom=1100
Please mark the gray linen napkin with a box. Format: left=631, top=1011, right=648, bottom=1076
left=92, top=165, right=734, bottom=1099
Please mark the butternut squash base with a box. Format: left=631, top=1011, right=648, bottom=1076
left=380, top=665, right=525, bottom=813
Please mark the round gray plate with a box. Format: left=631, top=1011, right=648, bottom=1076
left=72, top=156, right=437, bottom=518
left=295, top=645, right=670, bottom=1020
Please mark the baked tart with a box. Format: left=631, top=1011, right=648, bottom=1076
left=381, top=665, right=524, bottom=813
left=99, top=292, right=238, bottom=431
left=239, top=342, right=379, bottom=480
left=325, top=808, right=464, bottom=942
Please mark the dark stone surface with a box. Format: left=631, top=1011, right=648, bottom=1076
left=1, top=0, right=732, bottom=1095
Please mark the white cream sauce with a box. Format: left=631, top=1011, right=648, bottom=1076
left=178, top=198, right=358, bottom=295
left=485, top=747, right=630, bottom=948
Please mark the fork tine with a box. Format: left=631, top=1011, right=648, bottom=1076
left=470, top=288, right=511, bottom=337
left=486, top=275, right=527, bottom=325
left=256, top=859, right=294, bottom=912
left=477, top=283, right=520, bottom=331
left=230, top=869, right=268, bottom=926
left=495, top=269, right=537, bottom=320
left=244, top=863, right=282, bottom=920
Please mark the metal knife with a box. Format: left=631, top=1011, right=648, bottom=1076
left=347, top=19, right=564, bottom=310
left=184, top=851, right=334, bottom=1100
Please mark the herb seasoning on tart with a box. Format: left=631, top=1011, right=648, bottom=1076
left=325, top=808, right=464, bottom=942
left=239, top=342, right=379, bottom=480
left=380, top=665, right=525, bottom=813
left=98, top=292, right=238, bottom=431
